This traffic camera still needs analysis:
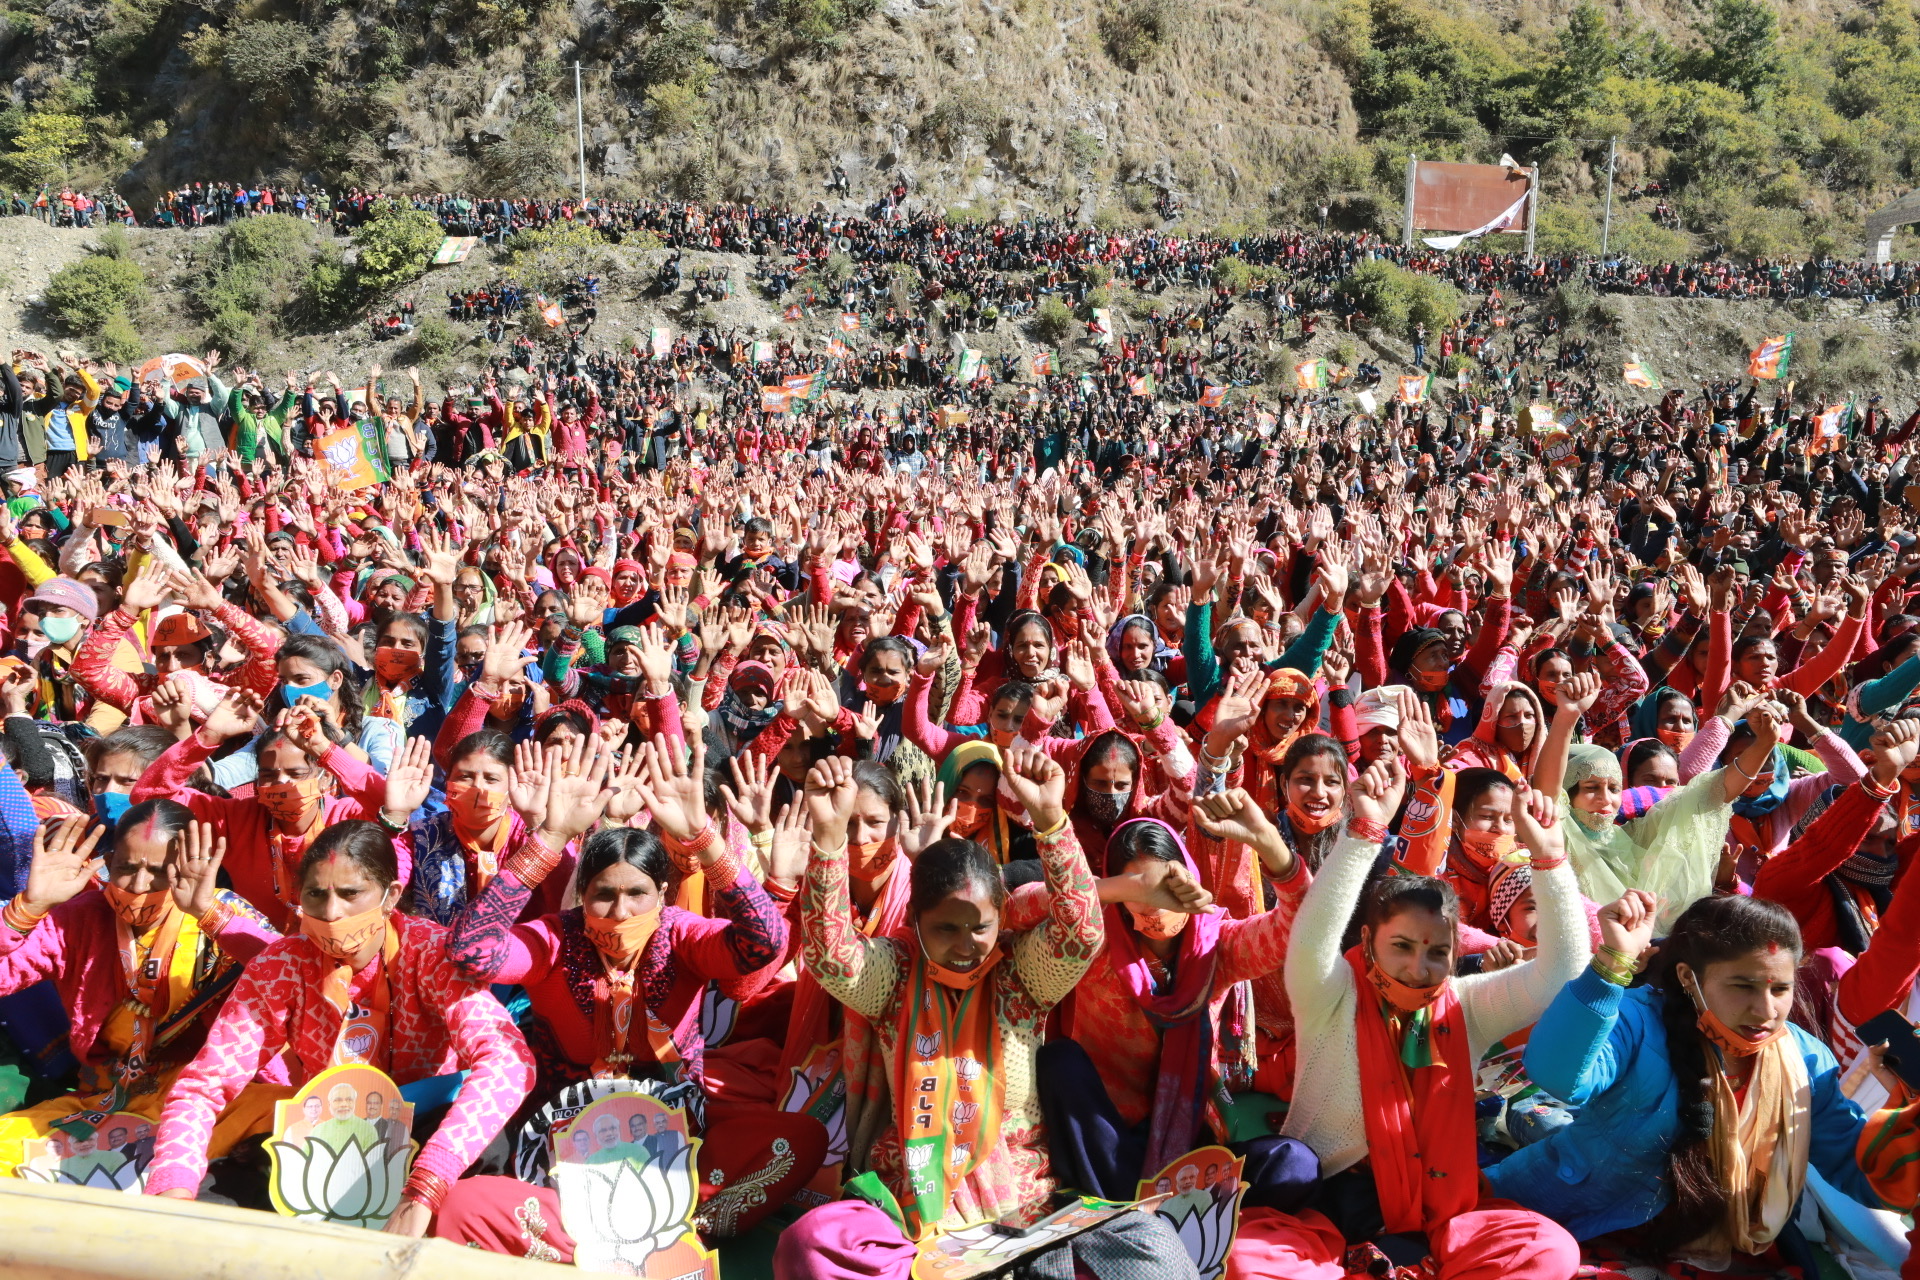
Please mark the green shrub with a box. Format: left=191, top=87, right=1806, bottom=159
left=351, top=201, right=443, bottom=298
left=1101, top=0, right=1185, bottom=69
left=646, top=80, right=708, bottom=135
left=1337, top=258, right=1461, bottom=335
left=94, top=313, right=143, bottom=364
left=94, top=225, right=133, bottom=260
left=43, top=256, right=145, bottom=335
left=3, top=111, right=85, bottom=186
left=223, top=21, right=317, bottom=88
left=408, top=316, right=463, bottom=363
left=501, top=221, right=613, bottom=293
left=638, top=21, right=716, bottom=84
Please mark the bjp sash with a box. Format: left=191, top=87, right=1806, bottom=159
left=892, top=947, right=1006, bottom=1239
left=321, top=928, right=401, bottom=1069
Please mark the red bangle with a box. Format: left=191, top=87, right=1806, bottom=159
left=1347, top=817, right=1389, bottom=844
left=1861, top=775, right=1899, bottom=801
left=197, top=900, right=233, bottom=936
left=401, top=1167, right=453, bottom=1212
left=1529, top=854, right=1568, bottom=872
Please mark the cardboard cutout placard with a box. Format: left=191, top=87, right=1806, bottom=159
left=513, top=1078, right=704, bottom=1189
left=1135, top=1146, right=1248, bottom=1280
left=910, top=1196, right=1152, bottom=1280
left=551, top=1091, right=718, bottom=1279
left=780, top=1043, right=848, bottom=1209
left=15, top=1111, right=154, bottom=1192
left=268, top=1064, right=415, bottom=1230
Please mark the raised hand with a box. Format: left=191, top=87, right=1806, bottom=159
left=602, top=746, right=650, bottom=825
left=1348, top=754, right=1406, bottom=830
left=201, top=687, right=265, bottom=743
left=632, top=733, right=707, bottom=843
left=899, top=776, right=956, bottom=860
left=170, top=820, right=227, bottom=918
left=1870, top=718, right=1920, bottom=788
left=1511, top=782, right=1563, bottom=868
left=382, top=735, right=436, bottom=825
left=1596, top=888, right=1660, bottom=967
left=1002, top=744, right=1067, bottom=830
left=120, top=561, right=174, bottom=613
left=543, top=733, right=617, bottom=841
left=1395, top=689, right=1441, bottom=773
left=23, top=816, right=106, bottom=913
left=718, top=750, right=778, bottom=834
left=803, top=753, right=862, bottom=849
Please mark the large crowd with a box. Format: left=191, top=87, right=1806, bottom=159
left=0, top=185, right=1919, bottom=1277
left=15, top=181, right=1920, bottom=312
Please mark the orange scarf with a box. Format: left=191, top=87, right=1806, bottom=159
left=892, top=941, right=1007, bottom=1238
left=319, top=926, right=401, bottom=1070
left=268, top=805, right=329, bottom=911
left=588, top=927, right=680, bottom=1079
left=1346, top=947, right=1477, bottom=1234
left=109, top=904, right=189, bottom=1089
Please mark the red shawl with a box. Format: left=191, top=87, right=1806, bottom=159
left=1097, top=818, right=1225, bottom=1173
left=1345, top=947, right=1477, bottom=1234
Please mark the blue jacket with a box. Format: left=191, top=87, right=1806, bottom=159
left=1484, top=969, right=1879, bottom=1239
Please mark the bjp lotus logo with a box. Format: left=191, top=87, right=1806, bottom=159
left=950, top=1102, right=978, bottom=1127
left=914, top=1031, right=941, bottom=1059
left=271, top=1135, right=409, bottom=1230
left=953, top=1056, right=982, bottom=1083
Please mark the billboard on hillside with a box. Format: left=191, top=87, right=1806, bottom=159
left=1402, top=158, right=1537, bottom=259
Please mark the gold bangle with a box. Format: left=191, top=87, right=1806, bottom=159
left=1032, top=815, right=1070, bottom=841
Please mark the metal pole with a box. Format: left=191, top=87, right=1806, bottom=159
left=1599, top=136, right=1617, bottom=258
left=574, top=60, right=587, bottom=204
left=1523, top=166, right=1537, bottom=264
left=1402, top=154, right=1417, bottom=249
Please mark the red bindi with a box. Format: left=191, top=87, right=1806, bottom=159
left=1766, top=940, right=1780, bottom=954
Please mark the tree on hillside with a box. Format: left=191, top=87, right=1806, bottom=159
left=1685, top=0, right=1782, bottom=102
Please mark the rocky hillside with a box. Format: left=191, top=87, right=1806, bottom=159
left=3, top=0, right=1918, bottom=254
left=7, top=214, right=1920, bottom=411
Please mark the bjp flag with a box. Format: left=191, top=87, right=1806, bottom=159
left=1748, top=334, right=1793, bottom=380
left=1398, top=374, right=1430, bottom=405
left=1199, top=384, right=1226, bottom=408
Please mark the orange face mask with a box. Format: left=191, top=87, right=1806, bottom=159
left=584, top=904, right=663, bottom=964
left=103, top=883, right=173, bottom=931
left=1684, top=971, right=1788, bottom=1057
left=1459, top=829, right=1520, bottom=867
left=1286, top=798, right=1339, bottom=835
left=446, top=782, right=510, bottom=839
left=1411, top=667, right=1449, bottom=693
left=951, top=801, right=987, bottom=836
left=918, top=924, right=1004, bottom=991
left=1365, top=950, right=1449, bottom=1013
left=301, top=897, right=391, bottom=962
left=257, top=773, right=329, bottom=826
left=848, top=836, right=899, bottom=882
left=374, top=646, right=423, bottom=683
left=1657, top=727, right=1696, bottom=752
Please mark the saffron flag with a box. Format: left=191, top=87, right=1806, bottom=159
left=760, top=387, right=793, bottom=413
left=1398, top=374, right=1431, bottom=405
left=315, top=425, right=384, bottom=492
left=1748, top=334, right=1793, bottom=380
left=839, top=312, right=862, bottom=332
left=1128, top=372, right=1156, bottom=398
left=1623, top=355, right=1661, bottom=390
left=953, top=349, right=983, bottom=383
left=782, top=304, right=804, bottom=322
left=1294, top=359, right=1329, bottom=391
left=825, top=338, right=851, bottom=359
left=537, top=296, right=565, bottom=328
left=1809, top=403, right=1851, bottom=454
left=1030, top=350, right=1055, bottom=377
left=1199, top=383, right=1226, bottom=408
left=750, top=341, right=775, bottom=364
left=649, top=326, right=671, bottom=359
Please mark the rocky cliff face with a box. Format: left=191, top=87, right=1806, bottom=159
left=0, top=0, right=1365, bottom=222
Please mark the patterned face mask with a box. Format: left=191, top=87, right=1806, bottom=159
left=1081, top=788, right=1130, bottom=826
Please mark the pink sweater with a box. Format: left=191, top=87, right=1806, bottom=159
left=132, top=734, right=403, bottom=932
left=145, top=914, right=533, bottom=1196
left=0, top=890, right=278, bottom=1073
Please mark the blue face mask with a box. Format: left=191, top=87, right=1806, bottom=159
left=282, top=679, right=332, bottom=707
left=94, top=791, right=131, bottom=825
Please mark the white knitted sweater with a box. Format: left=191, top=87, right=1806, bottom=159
left=1279, top=832, right=1590, bottom=1175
